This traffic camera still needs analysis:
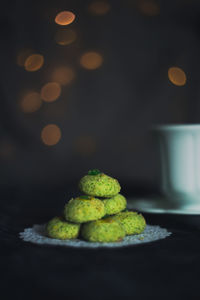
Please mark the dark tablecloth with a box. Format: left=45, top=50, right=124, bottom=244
left=1, top=187, right=200, bottom=300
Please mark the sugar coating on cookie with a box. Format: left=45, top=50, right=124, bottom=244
left=81, top=217, right=126, bottom=242
left=112, top=211, right=146, bottom=235
left=46, top=216, right=80, bottom=240
left=79, top=170, right=121, bottom=198
left=102, top=194, right=127, bottom=216
left=64, top=196, right=105, bottom=223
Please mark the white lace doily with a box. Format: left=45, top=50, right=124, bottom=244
left=19, top=224, right=171, bottom=248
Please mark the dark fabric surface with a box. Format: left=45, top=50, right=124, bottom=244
left=1, top=186, right=200, bottom=300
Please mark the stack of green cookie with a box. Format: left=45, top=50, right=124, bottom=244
left=46, top=169, right=146, bottom=243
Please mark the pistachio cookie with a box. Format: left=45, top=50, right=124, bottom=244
left=64, top=195, right=105, bottom=223
left=81, top=217, right=125, bottom=242
left=79, top=169, right=121, bottom=198
left=102, top=194, right=127, bottom=216
left=46, top=216, right=80, bottom=240
left=112, top=211, right=146, bottom=235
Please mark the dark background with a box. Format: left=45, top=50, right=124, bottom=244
left=1, top=1, right=200, bottom=299
left=1, top=0, right=200, bottom=189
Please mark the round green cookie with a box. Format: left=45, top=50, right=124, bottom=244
left=79, top=170, right=121, bottom=198
left=102, top=194, right=127, bottom=216
left=81, top=217, right=126, bottom=242
left=46, top=216, right=80, bottom=240
left=64, top=196, right=105, bottom=223
left=112, top=211, right=146, bottom=235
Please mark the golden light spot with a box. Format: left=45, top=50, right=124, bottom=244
left=20, top=92, right=42, bottom=113
left=138, top=0, right=160, bottom=16
left=168, top=67, right=187, bottom=86
left=55, top=11, right=75, bottom=25
left=16, top=49, right=33, bottom=67
left=40, top=82, right=61, bottom=102
left=80, top=52, right=103, bottom=70
left=74, top=136, right=96, bottom=155
left=41, top=124, right=61, bottom=146
left=24, top=54, right=44, bottom=72
left=88, top=1, right=111, bottom=15
left=51, top=66, right=75, bottom=85
left=55, top=28, right=77, bottom=46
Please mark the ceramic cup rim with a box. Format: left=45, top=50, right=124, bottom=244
left=152, top=124, right=200, bottom=131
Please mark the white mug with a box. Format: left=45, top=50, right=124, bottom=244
left=153, top=124, right=200, bottom=209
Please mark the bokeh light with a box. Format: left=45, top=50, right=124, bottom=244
left=55, top=11, right=75, bottom=25
left=168, top=67, right=187, bottom=86
left=88, top=1, right=111, bottom=15
left=51, top=66, right=75, bottom=85
left=24, top=54, right=44, bottom=72
left=138, top=0, right=160, bottom=16
left=80, top=51, right=103, bottom=70
left=20, top=92, right=42, bottom=113
left=74, top=136, right=96, bottom=155
left=55, top=28, right=77, bottom=46
left=40, top=82, right=61, bottom=102
left=17, top=49, right=33, bottom=67
left=41, top=124, right=61, bottom=146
